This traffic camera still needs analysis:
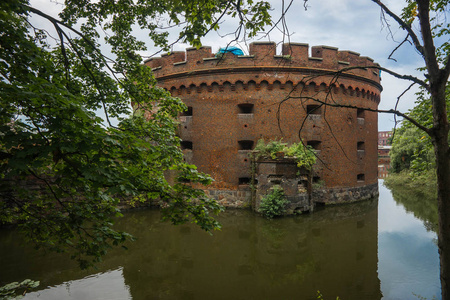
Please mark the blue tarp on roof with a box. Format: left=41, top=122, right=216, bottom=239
left=218, top=46, right=244, bottom=56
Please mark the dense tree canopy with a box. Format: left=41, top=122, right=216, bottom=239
left=0, top=0, right=273, bottom=268
left=390, top=126, right=434, bottom=173
left=389, top=87, right=450, bottom=174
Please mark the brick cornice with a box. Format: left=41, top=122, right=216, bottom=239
left=155, top=66, right=383, bottom=92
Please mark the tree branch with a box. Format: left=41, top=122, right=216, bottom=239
left=442, top=53, right=450, bottom=83
left=416, top=0, right=440, bottom=80
left=287, top=95, right=431, bottom=134
left=372, top=0, right=425, bottom=57
left=388, top=34, right=412, bottom=62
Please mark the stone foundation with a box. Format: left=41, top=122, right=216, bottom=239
left=203, top=182, right=378, bottom=213
left=312, top=183, right=379, bottom=205
left=204, top=188, right=252, bottom=208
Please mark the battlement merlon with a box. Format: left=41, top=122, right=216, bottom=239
left=144, top=41, right=380, bottom=84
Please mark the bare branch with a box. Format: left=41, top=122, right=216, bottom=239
left=302, top=64, right=427, bottom=90
left=388, top=34, right=413, bottom=62
left=372, top=0, right=425, bottom=56
left=303, top=0, right=309, bottom=10
left=287, top=94, right=431, bottom=134
left=261, top=0, right=294, bottom=38
left=393, top=82, right=416, bottom=129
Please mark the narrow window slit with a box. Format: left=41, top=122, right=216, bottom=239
left=307, top=104, right=321, bottom=115
left=181, top=141, right=193, bottom=150
left=238, top=140, right=254, bottom=150
left=238, top=103, right=254, bottom=114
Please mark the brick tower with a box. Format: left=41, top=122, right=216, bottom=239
left=145, top=41, right=382, bottom=208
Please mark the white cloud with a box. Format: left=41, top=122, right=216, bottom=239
left=28, top=0, right=429, bottom=131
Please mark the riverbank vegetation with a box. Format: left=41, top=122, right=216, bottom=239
left=386, top=85, right=450, bottom=189
left=384, top=170, right=438, bottom=233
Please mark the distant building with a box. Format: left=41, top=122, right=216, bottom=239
left=378, top=131, right=392, bottom=178
left=378, top=131, right=392, bottom=146
left=378, top=146, right=391, bottom=157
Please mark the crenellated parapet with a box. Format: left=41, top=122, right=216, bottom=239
left=145, top=41, right=381, bottom=90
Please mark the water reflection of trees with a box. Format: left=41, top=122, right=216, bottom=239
left=384, top=180, right=438, bottom=233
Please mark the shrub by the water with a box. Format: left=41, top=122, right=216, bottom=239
left=259, top=187, right=289, bottom=219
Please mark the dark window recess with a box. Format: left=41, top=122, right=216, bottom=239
left=357, top=173, right=365, bottom=181
left=298, top=180, right=308, bottom=188
left=313, top=176, right=321, bottom=183
left=268, top=175, right=283, bottom=185
left=238, top=140, right=254, bottom=150
left=180, top=141, right=193, bottom=150
left=270, top=178, right=282, bottom=185
left=180, top=106, right=193, bottom=116
left=238, top=103, right=254, bottom=114
left=357, top=141, right=365, bottom=150
left=239, top=177, right=251, bottom=185
left=357, top=108, right=365, bottom=119
left=307, top=140, right=322, bottom=150
left=307, top=104, right=321, bottom=115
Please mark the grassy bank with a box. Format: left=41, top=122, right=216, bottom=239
left=383, top=170, right=437, bottom=200
left=384, top=170, right=438, bottom=233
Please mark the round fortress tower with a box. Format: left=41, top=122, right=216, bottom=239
left=145, top=41, right=382, bottom=207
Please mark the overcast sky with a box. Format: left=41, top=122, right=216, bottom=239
left=29, top=0, right=432, bottom=131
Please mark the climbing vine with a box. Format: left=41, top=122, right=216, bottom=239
left=253, top=139, right=316, bottom=170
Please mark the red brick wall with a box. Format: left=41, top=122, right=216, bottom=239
left=146, top=42, right=382, bottom=191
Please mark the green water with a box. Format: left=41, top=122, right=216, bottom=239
left=0, top=181, right=440, bottom=299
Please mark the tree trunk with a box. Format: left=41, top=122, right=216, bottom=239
left=436, top=139, right=450, bottom=299
left=432, top=87, right=450, bottom=299
left=415, top=1, right=450, bottom=297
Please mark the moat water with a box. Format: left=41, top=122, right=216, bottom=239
left=0, top=180, right=440, bottom=300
